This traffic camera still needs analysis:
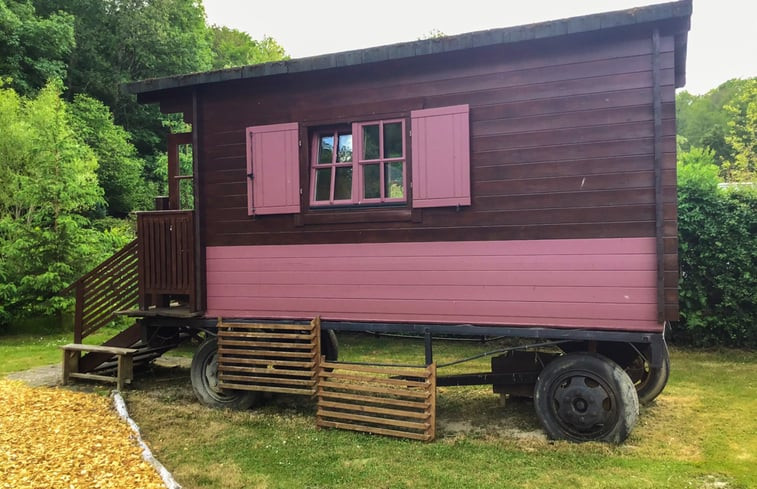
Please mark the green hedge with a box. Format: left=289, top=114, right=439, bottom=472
left=676, top=180, right=756, bottom=347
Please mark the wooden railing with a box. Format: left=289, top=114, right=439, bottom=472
left=62, top=240, right=139, bottom=343
left=137, top=210, right=196, bottom=311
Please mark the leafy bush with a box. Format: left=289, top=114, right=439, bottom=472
left=676, top=157, right=757, bottom=347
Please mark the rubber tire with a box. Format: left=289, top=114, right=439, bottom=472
left=630, top=344, right=670, bottom=405
left=322, top=329, right=339, bottom=361
left=190, top=337, right=259, bottom=410
left=534, top=353, right=639, bottom=443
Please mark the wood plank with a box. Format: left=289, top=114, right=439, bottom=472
left=317, top=380, right=430, bottom=399
left=218, top=382, right=315, bottom=395
left=61, top=344, right=137, bottom=355
left=316, top=419, right=431, bottom=441
left=217, top=348, right=316, bottom=359
left=218, top=332, right=315, bottom=341
left=217, top=340, right=314, bottom=349
left=216, top=356, right=316, bottom=369
left=219, top=322, right=315, bottom=331
left=317, top=390, right=431, bottom=409
left=218, top=374, right=315, bottom=386
left=320, top=362, right=432, bottom=377
left=317, top=400, right=431, bottom=420
left=68, top=372, right=120, bottom=383
left=319, top=372, right=430, bottom=389
left=218, top=365, right=316, bottom=378
left=317, top=409, right=430, bottom=430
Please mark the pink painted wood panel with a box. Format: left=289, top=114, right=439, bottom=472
left=206, top=237, right=662, bottom=332
left=411, top=105, right=471, bottom=208
left=246, top=122, right=300, bottom=215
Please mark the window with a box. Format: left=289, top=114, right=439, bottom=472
left=310, top=119, right=406, bottom=206
left=310, top=129, right=354, bottom=205
left=246, top=105, right=469, bottom=216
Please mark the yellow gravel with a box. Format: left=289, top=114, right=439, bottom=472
left=0, top=380, right=166, bottom=489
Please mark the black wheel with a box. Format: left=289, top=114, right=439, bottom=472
left=534, top=353, right=639, bottom=443
left=624, top=344, right=669, bottom=405
left=190, top=337, right=259, bottom=410
left=322, top=329, right=339, bottom=361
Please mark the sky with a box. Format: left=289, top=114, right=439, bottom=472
left=202, top=0, right=756, bottom=95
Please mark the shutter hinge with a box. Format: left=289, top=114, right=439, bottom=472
left=299, top=139, right=302, bottom=147
left=247, top=172, right=254, bottom=179
left=300, top=187, right=303, bottom=195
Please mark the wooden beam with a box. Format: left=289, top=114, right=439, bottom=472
left=652, top=28, right=665, bottom=324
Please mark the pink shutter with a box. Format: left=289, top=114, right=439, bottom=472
left=246, top=122, right=300, bottom=215
left=411, top=105, right=471, bottom=208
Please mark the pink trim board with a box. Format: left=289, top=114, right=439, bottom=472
left=205, top=237, right=662, bottom=332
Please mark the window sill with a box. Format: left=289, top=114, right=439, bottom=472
left=295, top=206, right=421, bottom=226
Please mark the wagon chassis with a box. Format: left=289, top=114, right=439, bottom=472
left=140, top=316, right=667, bottom=385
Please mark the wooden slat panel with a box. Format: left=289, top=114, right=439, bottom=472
left=317, top=361, right=436, bottom=441
left=137, top=211, right=196, bottom=307
left=217, top=318, right=321, bottom=394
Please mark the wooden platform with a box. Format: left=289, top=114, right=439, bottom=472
left=115, top=306, right=202, bottom=318
left=316, top=361, right=437, bottom=441
left=216, top=317, right=321, bottom=395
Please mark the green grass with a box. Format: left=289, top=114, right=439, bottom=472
left=0, top=326, right=125, bottom=376
left=2, top=331, right=755, bottom=488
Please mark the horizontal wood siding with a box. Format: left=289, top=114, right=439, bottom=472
left=206, top=237, right=661, bottom=332
left=197, top=30, right=680, bottom=322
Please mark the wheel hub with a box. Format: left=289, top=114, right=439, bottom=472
left=553, top=375, right=614, bottom=432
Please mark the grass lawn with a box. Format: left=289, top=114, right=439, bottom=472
left=1, top=331, right=755, bottom=488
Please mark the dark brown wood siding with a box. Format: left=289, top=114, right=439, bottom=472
left=195, top=30, right=680, bottom=320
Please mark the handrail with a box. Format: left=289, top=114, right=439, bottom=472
left=63, top=239, right=139, bottom=343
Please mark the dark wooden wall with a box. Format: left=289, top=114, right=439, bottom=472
left=195, top=28, right=679, bottom=320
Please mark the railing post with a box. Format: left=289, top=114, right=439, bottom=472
left=74, top=283, right=84, bottom=344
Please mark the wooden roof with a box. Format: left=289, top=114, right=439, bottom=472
left=124, top=0, right=691, bottom=96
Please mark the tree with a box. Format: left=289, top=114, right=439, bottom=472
left=676, top=78, right=756, bottom=181
left=0, top=81, right=128, bottom=325
left=723, top=79, right=757, bottom=182
left=210, top=25, right=288, bottom=69
left=68, top=94, right=145, bottom=216
left=0, top=0, right=74, bottom=95
left=33, top=0, right=213, bottom=157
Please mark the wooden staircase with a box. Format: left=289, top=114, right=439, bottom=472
left=61, top=239, right=186, bottom=374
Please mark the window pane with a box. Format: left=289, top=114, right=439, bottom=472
left=334, top=167, right=352, bottom=200
left=363, top=164, right=380, bottom=199
left=314, top=168, right=331, bottom=201
left=383, top=122, right=403, bottom=158
left=337, top=133, right=352, bottom=162
left=385, top=162, right=404, bottom=199
left=318, top=135, right=334, bottom=164
left=362, top=125, right=380, bottom=160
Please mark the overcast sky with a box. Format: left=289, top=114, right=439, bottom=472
left=203, top=0, right=755, bottom=95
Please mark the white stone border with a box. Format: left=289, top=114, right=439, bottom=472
left=112, top=392, right=182, bottom=489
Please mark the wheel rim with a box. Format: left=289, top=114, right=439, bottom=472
left=201, top=351, right=236, bottom=403
left=625, top=354, right=651, bottom=390
left=548, top=370, right=620, bottom=440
